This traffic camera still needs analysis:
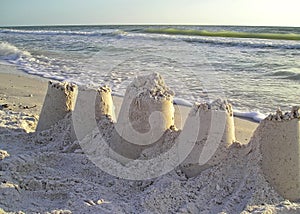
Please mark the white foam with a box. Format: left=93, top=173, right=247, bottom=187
left=233, top=109, right=266, bottom=122
left=0, top=42, right=31, bottom=61
left=173, top=98, right=193, bottom=107
left=0, top=28, right=119, bottom=37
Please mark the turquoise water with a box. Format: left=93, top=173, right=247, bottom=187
left=0, top=25, right=299, bottom=119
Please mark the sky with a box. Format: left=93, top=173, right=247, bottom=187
left=0, top=0, right=299, bottom=27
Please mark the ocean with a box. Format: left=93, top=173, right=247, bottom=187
left=0, top=25, right=299, bottom=121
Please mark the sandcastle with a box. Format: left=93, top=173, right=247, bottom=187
left=259, top=106, right=300, bottom=201
left=179, top=99, right=236, bottom=178
left=35, top=73, right=300, bottom=202
left=36, top=81, right=78, bottom=131
left=110, top=73, right=175, bottom=163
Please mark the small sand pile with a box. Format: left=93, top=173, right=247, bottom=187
left=0, top=110, right=38, bottom=133
left=0, top=150, right=9, bottom=160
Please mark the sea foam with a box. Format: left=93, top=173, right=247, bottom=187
left=233, top=110, right=266, bottom=122
left=0, top=42, right=31, bottom=61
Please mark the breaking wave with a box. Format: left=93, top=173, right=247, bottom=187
left=145, top=28, right=300, bottom=41
left=0, top=28, right=126, bottom=37
left=0, top=42, right=31, bottom=61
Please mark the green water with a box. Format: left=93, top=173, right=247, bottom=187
left=145, top=28, right=300, bottom=41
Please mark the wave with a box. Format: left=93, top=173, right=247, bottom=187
left=0, top=42, right=69, bottom=81
left=282, top=73, right=300, bottom=81
left=180, top=37, right=300, bottom=50
left=269, top=71, right=297, bottom=76
left=268, top=70, right=300, bottom=81
left=145, top=28, right=300, bottom=41
left=0, top=42, right=31, bottom=61
left=0, top=28, right=126, bottom=37
left=129, top=29, right=300, bottom=50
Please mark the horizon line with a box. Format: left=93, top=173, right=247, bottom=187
left=1, top=23, right=300, bottom=28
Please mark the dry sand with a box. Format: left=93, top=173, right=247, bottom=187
left=0, top=66, right=299, bottom=213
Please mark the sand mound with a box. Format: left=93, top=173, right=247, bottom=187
left=0, top=150, right=9, bottom=160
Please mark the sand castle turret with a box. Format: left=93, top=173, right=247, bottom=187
left=36, top=81, right=78, bottom=132
left=259, top=106, right=300, bottom=201
left=180, top=99, right=236, bottom=178
left=71, top=85, right=115, bottom=141
left=110, top=73, right=175, bottom=163
left=117, top=72, right=175, bottom=133
left=95, top=86, right=115, bottom=121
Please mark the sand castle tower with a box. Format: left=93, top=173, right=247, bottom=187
left=110, top=73, right=175, bottom=163
left=259, top=106, right=300, bottom=201
left=179, top=99, right=236, bottom=178
left=71, top=85, right=115, bottom=141
left=36, top=81, right=78, bottom=132
left=95, top=86, right=115, bottom=121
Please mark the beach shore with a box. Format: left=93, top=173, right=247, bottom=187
left=1, top=65, right=299, bottom=213
left=0, top=64, right=47, bottom=116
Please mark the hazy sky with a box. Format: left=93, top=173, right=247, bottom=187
left=0, top=0, right=299, bottom=26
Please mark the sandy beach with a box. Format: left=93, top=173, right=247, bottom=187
left=0, top=65, right=299, bottom=213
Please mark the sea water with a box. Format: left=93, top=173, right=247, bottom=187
left=0, top=25, right=299, bottom=121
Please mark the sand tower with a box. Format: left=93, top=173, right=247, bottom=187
left=180, top=99, right=236, bottom=178
left=95, top=86, right=115, bottom=121
left=71, top=85, right=115, bottom=141
left=259, top=107, right=300, bottom=201
left=110, top=73, right=175, bottom=164
left=36, top=81, right=78, bottom=132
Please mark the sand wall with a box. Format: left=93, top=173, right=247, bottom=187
left=259, top=107, right=300, bottom=201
